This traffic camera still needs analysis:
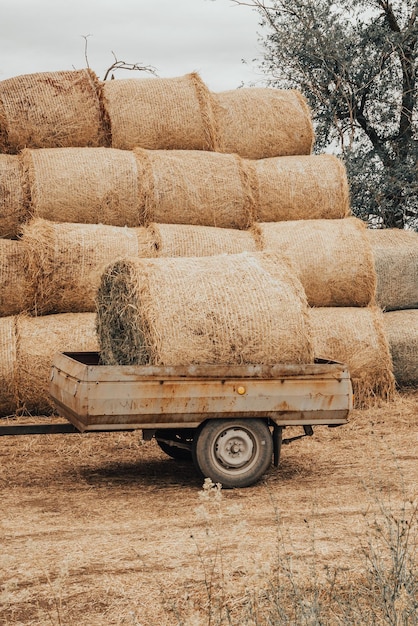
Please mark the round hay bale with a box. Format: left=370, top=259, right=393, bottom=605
left=0, top=154, right=26, bottom=238
left=0, top=69, right=106, bottom=152
left=0, top=239, right=33, bottom=317
left=367, top=229, right=418, bottom=312
left=255, top=154, right=350, bottom=222
left=96, top=252, right=314, bottom=367
left=150, top=223, right=257, bottom=257
left=22, top=219, right=154, bottom=314
left=383, top=310, right=418, bottom=386
left=309, top=306, right=395, bottom=407
left=0, top=316, right=17, bottom=416
left=22, top=147, right=145, bottom=226
left=213, top=88, right=314, bottom=159
left=135, top=148, right=256, bottom=229
left=15, top=313, right=99, bottom=415
left=103, top=73, right=218, bottom=151
left=254, top=217, right=376, bottom=307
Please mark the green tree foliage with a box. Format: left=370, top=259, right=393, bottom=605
left=233, top=0, right=418, bottom=229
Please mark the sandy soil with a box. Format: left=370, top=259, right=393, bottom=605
left=0, top=389, right=417, bottom=625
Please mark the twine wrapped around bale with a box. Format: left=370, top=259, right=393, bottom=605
left=254, top=218, right=376, bottom=307
left=309, top=306, right=395, bottom=407
left=0, top=155, right=26, bottom=238
left=383, top=310, right=418, bottom=386
left=213, top=88, right=314, bottom=159
left=102, top=73, right=219, bottom=151
left=149, top=223, right=257, bottom=257
left=22, top=147, right=145, bottom=226
left=0, top=240, right=33, bottom=317
left=255, top=154, right=351, bottom=222
left=0, top=316, right=17, bottom=416
left=22, top=219, right=155, bottom=314
left=135, top=148, right=257, bottom=228
left=15, top=313, right=99, bottom=414
left=96, top=252, right=314, bottom=367
left=0, top=69, right=106, bottom=153
left=367, top=229, right=418, bottom=311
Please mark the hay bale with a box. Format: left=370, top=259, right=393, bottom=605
left=22, top=219, right=154, bottom=314
left=309, top=307, right=395, bottom=407
left=0, top=316, right=17, bottom=416
left=0, top=154, right=26, bottom=238
left=367, top=229, right=418, bottom=311
left=136, top=148, right=256, bottom=229
left=22, top=147, right=145, bottom=226
left=214, top=88, right=314, bottom=159
left=15, top=313, right=99, bottom=414
left=150, top=223, right=257, bottom=257
left=102, top=73, right=218, bottom=151
left=254, top=218, right=376, bottom=307
left=255, top=154, right=350, bottom=222
left=0, top=69, right=106, bottom=152
left=96, top=252, right=314, bottom=367
left=383, top=310, right=418, bottom=386
left=0, top=240, right=33, bottom=317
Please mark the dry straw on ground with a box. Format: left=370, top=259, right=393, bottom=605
left=135, top=148, right=257, bottom=229
left=309, top=306, right=395, bottom=407
left=22, top=147, right=145, bottom=226
left=254, top=154, right=351, bottom=222
left=0, top=316, right=17, bottom=415
left=149, top=223, right=257, bottom=257
left=213, top=88, right=314, bottom=159
left=0, top=239, right=33, bottom=317
left=0, top=70, right=106, bottom=153
left=254, top=217, right=376, bottom=307
left=383, top=309, right=418, bottom=386
left=367, top=228, right=418, bottom=311
left=96, top=252, right=314, bottom=367
left=22, top=218, right=154, bottom=315
left=0, top=154, right=26, bottom=238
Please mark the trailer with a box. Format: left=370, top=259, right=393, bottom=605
left=43, top=351, right=353, bottom=488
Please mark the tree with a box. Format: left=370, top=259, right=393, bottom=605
left=233, top=0, right=418, bottom=229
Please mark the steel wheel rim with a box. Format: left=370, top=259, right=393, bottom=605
left=214, top=427, right=255, bottom=470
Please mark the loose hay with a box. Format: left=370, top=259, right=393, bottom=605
left=22, top=219, right=154, bottom=314
left=0, top=239, right=33, bottom=317
left=254, top=218, right=376, bottom=307
left=149, top=223, right=257, bottom=257
left=0, top=154, right=26, bottom=238
left=213, top=88, right=314, bottom=159
left=96, top=252, right=314, bottom=367
left=0, top=69, right=105, bottom=152
left=102, top=73, right=218, bottom=151
left=254, top=154, right=351, bottom=222
left=367, top=228, right=418, bottom=311
left=383, top=310, right=418, bottom=386
left=135, top=149, right=256, bottom=229
left=309, top=306, right=395, bottom=407
left=0, top=316, right=17, bottom=416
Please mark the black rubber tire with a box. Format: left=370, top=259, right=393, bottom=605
left=192, top=419, right=273, bottom=488
left=155, top=429, right=194, bottom=462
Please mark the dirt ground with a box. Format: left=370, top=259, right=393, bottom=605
left=0, top=389, right=417, bottom=625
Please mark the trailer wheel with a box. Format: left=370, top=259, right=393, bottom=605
left=156, top=429, right=193, bottom=461
left=192, top=419, right=273, bottom=488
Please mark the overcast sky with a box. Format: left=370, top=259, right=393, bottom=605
left=0, top=0, right=266, bottom=92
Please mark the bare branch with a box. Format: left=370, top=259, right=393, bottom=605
left=103, top=52, right=157, bottom=81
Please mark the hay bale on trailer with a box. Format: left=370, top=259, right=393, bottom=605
left=309, top=306, right=395, bottom=407
left=383, top=310, right=418, bottom=386
left=213, top=88, right=314, bottom=159
left=102, top=73, right=218, bottom=151
left=22, top=219, right=154, bottom=314
left=0, top=155, right=26, bottom=238
left=135, top=149, right=256, bottom=229
left=0, top=240, right=33, bottom=317
left=0, top=316, right=17, bottom=416
left=96, top=252, right=314, bottom=367
left=255, top=154, right=350, bottom=222
left=254, top=218, right=376, bottom=307
left=0, top=70, right=106, bottom=153
left=22, top=147, right=145, bottom=226
left=367, top=229, right=418, bottom=311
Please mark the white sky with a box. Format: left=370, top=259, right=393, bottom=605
left=0, top=0, right=266, bottom=92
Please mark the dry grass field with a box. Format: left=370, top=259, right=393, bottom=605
left=0, top=389, right=417, bottom=625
